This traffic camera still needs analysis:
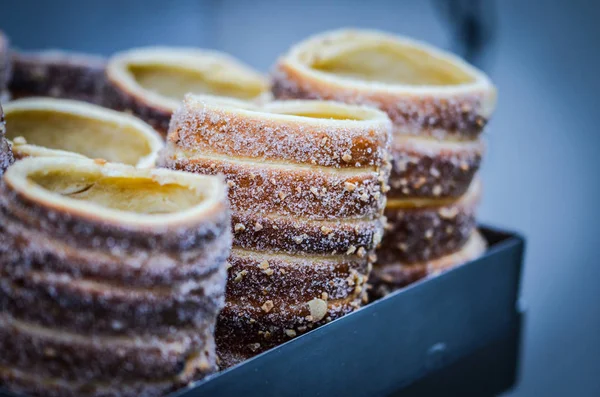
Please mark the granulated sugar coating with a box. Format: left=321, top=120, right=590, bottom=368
left=159, top=96, right=392, bottom=367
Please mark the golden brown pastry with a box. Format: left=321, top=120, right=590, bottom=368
left=3, top=98, right=163, bottom=167
left=104, top=47, right=270, bottom=136
left=159, top=95, right=391, bottom=367
left=370, top=230, right=487, bottom=298
left=0, top=157, right=232, bottom=396
left=9, top=50, right=106, bottom=103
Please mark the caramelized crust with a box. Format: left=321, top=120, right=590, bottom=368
left=0, top=314, right=213, bottom=382
left=379, top=178, right=481, bottom=264
left=388, top=136, right=483, bottom=199
left=272, top=29, right=496, bottom=139
left=9, top=50, right=106, bottom=103
left=0, top=104, right=12, bottom=175
left=217, top=287, right=366, bottom=368
left=370, top=230, right=486, bottom=298
left=104, top=48, right=270, bottom=136
left=161, top=153, right=386, bottom=220
left=168, top=96, right=391, bottom=168
left=4, top=98, right=163, bottom=167
left=0, top=343, right=214, bottom=397
left=231, top=211, right=383, bottom=254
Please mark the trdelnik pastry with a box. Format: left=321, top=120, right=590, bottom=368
left=0, top=157, right=232, bottom=396
left=159, top=95, right=392, bottom=367
left=272, top=29, right=496, bottom=293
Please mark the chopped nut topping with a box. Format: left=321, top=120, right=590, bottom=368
left=250, top=173, right=256, bottom=180
left=270, top=178, right=276, bottom=184
left=254, top=222, right=263, bottom=231
left=226, top=263, right=232, bottom=270
left=264, top=268, right=274, bottom=276
left=259, top=261, right=270, bottom=270
left=248, top=343, right=261, bottom=352
left=321, top=137, right=328, bottom=146
left=279, top=269, right=287, bottom=275
left=278, top=191, right=288, bottom=200
left=307, top=298, right=328, bottom=322
left=261, top=300, right=274, bottom=313
left=360, top=192, right=369, bottom=202
left=293, top=235, right=305, bottom=244
left=321, top=226, right=333, bottom=235
left=414, top=177, right=427, bottom=189
left=234, top=270, right=248, bottom=282
left=227, top=180, right=234, bottom=188
left=296, top=186, right=302, bottom=194
left=382, top=184, right=391, bottom=193
left=234, top=223, right=246, bottom=232
left=344, top=182, right=357, bottom=192
left=346, top=245, right=357, bottom=255
left=439, top=206, right=459, bottom=219
left=321, top=292, right=329, bottom=300
left=310, top=187, right=319, bottom=196
left=285, top=329, right=297, bottom=337
left=342, top=153, right=353, bottom=162
left=432, top=185, right=442, bottom=196
left=357, top=247, right=367, bottom=258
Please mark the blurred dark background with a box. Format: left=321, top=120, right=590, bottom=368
left=1, top=0, right=599, bottom=395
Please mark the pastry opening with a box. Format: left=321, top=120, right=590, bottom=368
left=6, top=109, right=155, bottom=166
left=128, top=63, right=264, bottom=102
left=28, top=170, right=205, bottom=214
left=305, top=40, right=476, bottom=86
left=264, top=102, right=378, bottom=121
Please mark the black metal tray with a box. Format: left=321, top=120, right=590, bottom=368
left=0, top=226, right=525, bottom=397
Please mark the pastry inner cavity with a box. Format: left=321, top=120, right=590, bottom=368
left=308, top=42, right=475, bottom=86
left=29, top=170, right=205, bottom=214
left=128, top=63, right=264, bottom=101
left=6, top=110, right=154, bottom=165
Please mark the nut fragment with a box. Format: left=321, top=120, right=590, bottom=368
left=234, top=223, right=246, bottom=232
left=254, top=222, right=263, bottom=231
left=261, top=300, right=274, bottom=313
left=285, top=329, right=297, bottom=337
left=307, top=298, right=328, bottom=322
left=344, top=182, right=356, bottom=192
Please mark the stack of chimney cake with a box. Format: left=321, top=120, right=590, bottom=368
left=158, top=95, right=391, bottom=367
left=0, top=157, right=232, bottom=397
left=272, top=29, right=496, bottom=296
